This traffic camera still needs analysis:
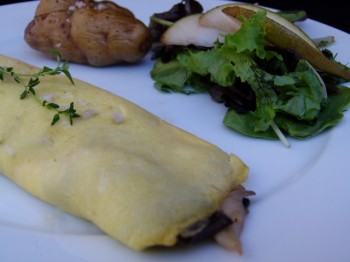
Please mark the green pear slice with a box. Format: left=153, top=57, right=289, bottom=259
left=222, top=5, right=350, bottom=80
left=160, top=14, right=225, bottom=47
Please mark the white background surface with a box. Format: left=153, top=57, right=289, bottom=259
left=1, top=1, right=350, bottom=261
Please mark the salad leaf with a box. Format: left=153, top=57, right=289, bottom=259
left=223, top=109, right=278, bottom=139
left=225, top=10, right=267, bottom=59
left=274, top=60, right=327, bottom=121
left=177, top=48, right=236, bottom=87
left=151, top=58, right=209, bottom=94
left=275, top=85, right=350, bottom=138
left=224, top=85, right=350, bottom=140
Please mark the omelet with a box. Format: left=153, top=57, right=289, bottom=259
left=0, top=54, right=251, bottom=252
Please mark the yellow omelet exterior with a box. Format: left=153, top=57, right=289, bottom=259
left=0, top=54, right=248, bottom=250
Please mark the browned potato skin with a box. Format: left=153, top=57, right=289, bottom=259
left=24, top=0, right=152, bottom=66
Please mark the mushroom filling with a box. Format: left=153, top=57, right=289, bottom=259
left=179, top=185, right=254, bottom=252
left=179, top=211, right=233, bottom=243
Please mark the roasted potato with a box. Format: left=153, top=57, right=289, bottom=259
left=24, top=0, right=152, bottom=66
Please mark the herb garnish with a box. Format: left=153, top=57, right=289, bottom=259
left=0, top=49, right=80, bottom=125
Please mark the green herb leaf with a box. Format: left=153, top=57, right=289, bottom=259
left=51, top=113, right=61, bottom=126
left=20, top=90, right=28, bottom=99
left=0, top=50, right=79, bottom=125
left=46, top=103, right=60, bottom=109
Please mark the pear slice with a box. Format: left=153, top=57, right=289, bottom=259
left=198, top=4, right=242, bottom=33
left=160, top=14, right=225, bottom=47
left=222, top=5, right=350, bottom=80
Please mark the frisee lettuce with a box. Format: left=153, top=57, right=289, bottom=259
left=150, top=10, right=350, bottom=147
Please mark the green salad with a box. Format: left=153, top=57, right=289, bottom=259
left=149, top=3, right=350, bottom=147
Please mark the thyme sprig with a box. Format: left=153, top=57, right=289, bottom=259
left=0, top=50, right=80, bottom=125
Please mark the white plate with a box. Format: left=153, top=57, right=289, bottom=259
left=1, top=1, right=350, bottom=261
